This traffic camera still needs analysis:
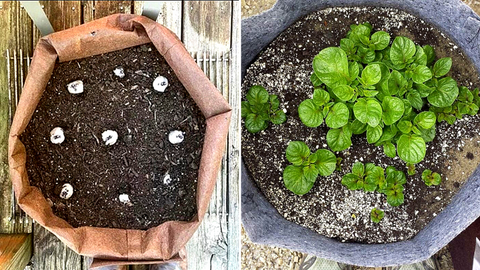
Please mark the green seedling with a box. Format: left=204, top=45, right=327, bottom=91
left=242, top=85, right=287, bottom=133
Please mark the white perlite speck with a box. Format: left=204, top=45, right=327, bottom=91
left=113, top=66, right=125, bottom=78
left=163, top=173, right=172, bottom=185
left=67, top=80, right=84, bottom=94
left=119, top=194, right=132, bottom=205
left=153, top=76, right=168, bottom=92
left=60, top=183, right=73, bottom=199
left=50, top=127, right=65, bottom=144
left=168, top=130, right=184, bottom=144
left=102, top=130, right=118, bottom=145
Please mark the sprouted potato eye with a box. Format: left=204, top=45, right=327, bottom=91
left=50, top=127, right=65, bottom=144
left=67, top=80, right=84, bottom=94
left=153, top=76, right=169, bottom=92
left=102, top=130, right=118, bottom=146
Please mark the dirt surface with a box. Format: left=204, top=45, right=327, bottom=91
left=242, top=7, right=480, bottom=243
left=21, top=44, right=206, bottom=230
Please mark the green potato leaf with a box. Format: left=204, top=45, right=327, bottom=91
left=390, top=36, right=416, bottom=66
left=313, top=47, right=350, bottom=88
left=382, top=96, right=405, bottom=125
left=283, top=165, right=314, bottom=195
left=361, top=64, right=382, bottom=86
left=415, top=83, right=434, bottom=98
left=341, top=173, right=364, bottom=190
left=411, top=65, right=432, bottom=84
left=414, top=45, right=427, bottom=66
left=427, top=77, right=459, bottom=107
left=247, top=85, right=269, bottom=105
left=333, top=85, right=355, bottom=101
left=433, top=57, right=452, bottom=78
left=352, top=162, right=365, bottom=177
left=414, top=111, right=436, bottom=129
left=365, top=166, right=385, bottom=192
left=348, top=61, right=360, bottom=81
left=386, top=170, right=407, bottom=185
left=313, top=88, right=331, bottom=106
left=386, top=70, right=407, bottom=96
left=269, top=95, right=280, bottom=109
left=285, top=141, right=310, bottom=166
left=310, top=72, right=322, bottom=87
left=397, top=134, right=426, bottom=164
left=371, top=31, right=390, bottom=50
left=383, top=142, right=397, bottom=158
left=312, top=149, right=337, bottom=176
left=386, top=189, right=405, bottom=207
left=353, top=98, right=383, bottom=127
left=241, top=101, right=251, bottom=118
left=351, top=119, right=368, bottom=134
left=423, top=45, right=436, bottom=66
left=303, top=164, right=319, bottom=183
left=271, top=110, right=287, bottom=125
left=340, top=38, right=356, bottom=56
left=245, top=114, right=268, bottom=133
left=326, top=124, right=353, bottom=152
left=366, top=124, right=383, bottom=144
left=371, top=208, right=385, bottom=223
left=407, top=90, right=424, bottom=110
left=397, top=120, right=413, bottom=134
left=325, top=102, right=350, bottom=128
left=299, top=99, right=324, bottom=127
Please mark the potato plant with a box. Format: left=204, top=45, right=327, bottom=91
left=299, top=22, right=480, bottom=164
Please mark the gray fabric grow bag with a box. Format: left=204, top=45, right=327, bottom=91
left=241, top=0, right=480, bottom=266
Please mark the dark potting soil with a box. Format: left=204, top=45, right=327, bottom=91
left=242, top=7, right=480, bottom=243
left=21, top=43, right=206, bottom=230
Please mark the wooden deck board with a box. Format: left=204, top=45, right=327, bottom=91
left=0, top=1, right=239, bottom=269
left=133, top=1, right=183, bottom=37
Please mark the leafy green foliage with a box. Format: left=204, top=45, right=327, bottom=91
left=421, top=169, right=442, bottom=186
left=342, top=162, right=405, bottom=207
left=283, top=141, right=336, bottom=195
left=370, top=208, right=385, bottom=223
left=298, top=22, right=479, bottom=164
left=242, top=85, right=286, bottom=133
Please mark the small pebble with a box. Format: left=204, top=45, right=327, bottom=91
left=50, top=127, right=65, bottom=144
left=153, top=76, right=168, bottom=92
left=67, top=80, right=83, bottom=94
left=124, top=134, right=133, bottom=143
left=102, top=130, right=118, bottom=145
left=168, top=130, right=184, bottom=144
left=60, top=184, right=73, bottom=199
left=113, top=66, right=125, bottom=78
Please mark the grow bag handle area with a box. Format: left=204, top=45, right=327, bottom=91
left=20, top=1, right=54, bottom=36
left=20, top=1, right=163, bottom=36
left=241, top=0, right=480, bottom=267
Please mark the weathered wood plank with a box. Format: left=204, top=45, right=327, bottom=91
left=227, top=1, right=241, bottom=269
left=28, top=2, right=84, bottom=269
left=0, top=1, right=13, bottom=232
left=182, top=1, right=232, bottom=53
left=33, top=223, right=82, bottom=270
left=184, top=2, right=234, bottom=268
left=133, top=1, right=182, bottom=38
left=33, top=1, right=81, bottom=48
left=0, top=234, right=32, bottom=270
left=0, top=0, right=34, bottom=234
left=84, top=0, right=132, bottom=21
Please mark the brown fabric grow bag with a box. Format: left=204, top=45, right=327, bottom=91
left=8, top=14, right=231, bottom=268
